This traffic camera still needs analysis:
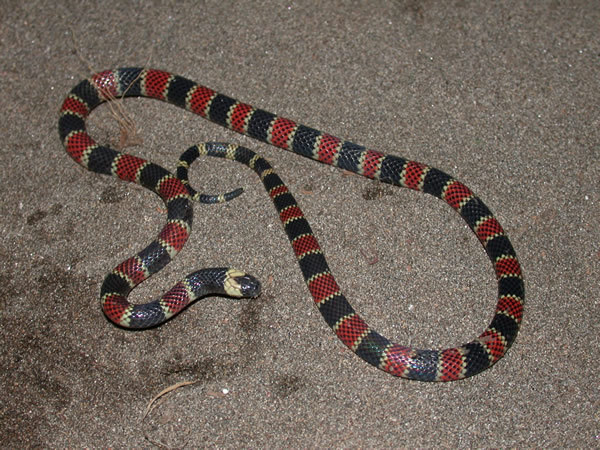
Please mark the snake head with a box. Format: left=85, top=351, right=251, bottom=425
left=224, top=269, right=261, bottom=298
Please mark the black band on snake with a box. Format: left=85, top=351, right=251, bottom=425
left=58, top=68, right=524, bottom=381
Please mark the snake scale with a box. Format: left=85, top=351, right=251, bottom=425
left=58, top=68, right=524, bottom=381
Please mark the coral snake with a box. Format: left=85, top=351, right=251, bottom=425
left=58, top=68, right=524, bottom=381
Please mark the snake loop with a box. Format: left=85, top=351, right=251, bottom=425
left=58, top=68, right=524, bottom=381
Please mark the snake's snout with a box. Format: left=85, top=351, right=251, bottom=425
left=236, top=274, right=262, bottom=298
left=223, top=269, right=262, bottom=298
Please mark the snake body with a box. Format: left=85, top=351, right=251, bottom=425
left=58, top=68, right=524, bottom=381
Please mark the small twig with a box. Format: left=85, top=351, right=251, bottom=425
left=66, top=29, right=153, bottom=149
left=100, top=70, right=145, bottom=149
left=142, top=380, right=199, bottom=420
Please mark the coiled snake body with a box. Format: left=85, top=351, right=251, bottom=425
left=58, top=68, right=524, bottom=381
